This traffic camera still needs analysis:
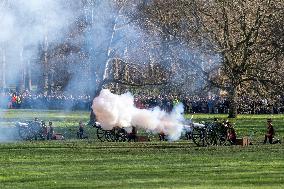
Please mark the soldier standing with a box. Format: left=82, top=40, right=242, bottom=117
left=30, top=117, right=41, bottom=140
left=41, top=121, right=48, bottom=140
left=77, top=121, right=84, bottom=139
left=48, top=121, right=54, bottom=140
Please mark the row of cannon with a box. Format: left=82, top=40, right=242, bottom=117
left=16, top=119, right=236, bottom=146
left=93, top=119, right=236, bottom=146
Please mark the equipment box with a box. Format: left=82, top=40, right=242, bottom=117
left=236, top=137, right=249, bottom=146
left=137, top=136, right=149, bottom=142
left=52, top=133, right=64, bottom=140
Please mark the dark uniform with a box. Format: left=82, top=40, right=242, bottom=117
left=47, top=121, right=54, bottom=140
left=264, top=119, right=275, bottom=144
left=227, top=125, right=237, bottom=145
left=128, top=126, right=137, bottom=142
left=77, top=121, right=84, bottom=139
left=159, top=132, right=166, bottom=141
left=41, top=121, right=48, bottom=140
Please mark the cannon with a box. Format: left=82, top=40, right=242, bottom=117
left=16, top=122, right=33, bottom=140
left=16, top=120, right=58, bottom=141
left=184, top=118, right=230, bottom=147
left=93, top=122, right=128, bottom=142
left=16, top=121, right=43, bottom=140
left=92, top=118, right=230, bottom=145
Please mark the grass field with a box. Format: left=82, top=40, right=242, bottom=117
left=0, top=109, right=283, bottom=188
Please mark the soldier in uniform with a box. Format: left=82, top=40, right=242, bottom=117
left=226, top=121, right=237, bottom=145
left=41, top=121, right=48, bottom=140
left=77, top=121, right=85, bottom=139
left=159, top=132, right=166, bottom=141
left=47, top=121, right=54, bottom=140
left=30, top=117, right=41, bottom=140
left=128, top=126, right=137, bottom=142
left=263, top=118, right=281, bottom=144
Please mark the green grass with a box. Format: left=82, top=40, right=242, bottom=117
left=0, top=141, right=283, bottom=189
left=0, top=109, right=284, bottom=188
left=0, top=109, right=89, bottom=127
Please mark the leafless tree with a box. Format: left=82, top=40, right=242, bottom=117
left=133, top=0, right=284, bottom=117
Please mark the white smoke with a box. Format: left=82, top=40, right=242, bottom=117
left=92, top=89, right=184, bottom=141
left=0, top=0, right=75, bottom=85
left=0, top=0, right=75, bottom=142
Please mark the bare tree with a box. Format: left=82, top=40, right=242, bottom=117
left=192, top=0, right=284, bottom=117
left=134, top=0, right=284, bottom=117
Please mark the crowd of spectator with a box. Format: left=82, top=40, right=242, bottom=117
left=133, top=93, right=284, bottom=114
left=0, top=90, right=92, bottom=110
left=1, top=89, right=284, bottom=114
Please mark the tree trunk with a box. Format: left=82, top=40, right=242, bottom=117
left=1, top=48, right=6, bottom=89
left=25, top=60, right=32, bottom=91
left=228, top=87, right=238, bottom=118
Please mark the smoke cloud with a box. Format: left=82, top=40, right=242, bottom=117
left=0, top=126, right=19, bottom=142
left=0, top=0, right=76, bottom=141
left=92, top=89, right=184, bottom=141
left=0, top=0, right=74, bottom=75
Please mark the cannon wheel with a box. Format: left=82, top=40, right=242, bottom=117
left=192, top=127, right=208, bottom=147
left=105, top=128, right=128, bottom=142
left=105, top=130, right=115, bottom=142
left=206, top=129, right=218, bottom=145
left=96, top=127, right=106, bottom=142
left=206, top=131, right=228, bottom=146
left=17, top=123, right=34, bottom=140
left=18, top=126, right=30, bottom=140
left=116, top=128, right=127, bottom=142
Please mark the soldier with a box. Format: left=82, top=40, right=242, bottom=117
left=30, top=117, right=41, bottom=140
left=47, top=121, right=54, bottom=140
left=226, top=121, right=237, bottom=145
left=263, top=118, right=281, bottom=144
left=77, top=121, right=84, bottom=139
left=128, top=126, right=137, bottom=142
left=41, top=121, right=48, bottom=140
left=159, top=132, right=166, bottom=141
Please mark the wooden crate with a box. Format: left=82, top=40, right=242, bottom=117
left=53, top=133, right=64, bottom=140
left=236, top=137, right=249, bottom=146
left=136, top=136, right=149, bottom=142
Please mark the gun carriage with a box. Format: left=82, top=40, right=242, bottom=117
left=93, top=119, right=230, bottom=146
left=16, top=121, right=44, bottom=140
left=94, top=122, right=128, bottom=142
left=189, top=120, right=229, bottom=146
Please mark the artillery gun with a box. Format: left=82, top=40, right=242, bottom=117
left=93, top=122, right=128, bottom=142
left=16, top=121, right=43, bottom=140
left=16, top=120, right=48, bottom=140
left=92, top=117, right=230, bottom=146
left=186, top=117, right=230, bottom=146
